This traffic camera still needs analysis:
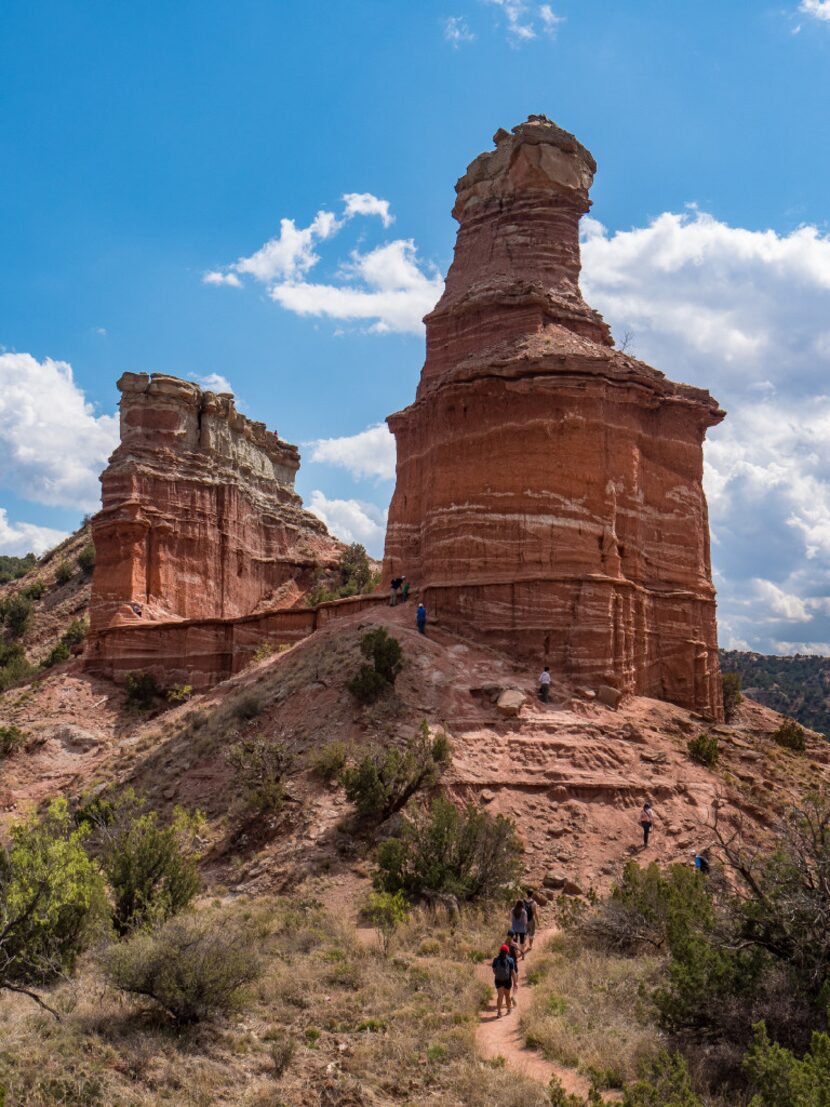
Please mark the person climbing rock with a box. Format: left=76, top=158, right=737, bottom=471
left=416, top=602, right=427, bottom=635
left=639, top=801, right=656, bottom=848
left=509, top=899, right=528, bottom=955
left=523, top=890, right=540, bottom=951
left=538, top=665, right=551, bottom=703
left=401, top=580, right=411, bottom=602
left=694, top=851, right=710, bottom=875
left=389, top=576, right=404, bottom=606
left=491, top=943, right=517, bottom=1017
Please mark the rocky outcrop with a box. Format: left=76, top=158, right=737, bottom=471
left=384, top=116, right=725, bottom=719
left=88, top=372, right=342, bottom=637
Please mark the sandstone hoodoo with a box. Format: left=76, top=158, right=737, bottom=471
left=85, top=372, right=346, bottom=684
left=384, top=115, right=726, bottom=718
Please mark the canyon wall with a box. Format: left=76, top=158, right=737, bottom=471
left=86, top=373, right=343, bottom=681
left=384, top=116, right=726, bottom=718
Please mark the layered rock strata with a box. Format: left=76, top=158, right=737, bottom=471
left=384, top=115, right=725, bottom=718
left=89, top=373, right=342, bottom=638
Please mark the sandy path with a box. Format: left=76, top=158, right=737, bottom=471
left=474, top=926, right=594, bottom=1098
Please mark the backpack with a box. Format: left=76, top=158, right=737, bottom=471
left=493, top=954, right=513, bottom=986
left=524, top=898, right=535, bottom=922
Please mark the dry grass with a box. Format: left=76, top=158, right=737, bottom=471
left=0, top=895, right=540, bottom=1107
left=519, top=932, right=665, bottom=1090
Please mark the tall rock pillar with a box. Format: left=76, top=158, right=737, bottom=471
left=384, top=116, right=726, bottom=718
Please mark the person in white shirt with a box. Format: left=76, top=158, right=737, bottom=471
left=538, top=665, right=551, bottom=703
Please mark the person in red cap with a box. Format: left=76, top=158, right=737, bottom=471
left=491, top=943, right=517, bottom=1017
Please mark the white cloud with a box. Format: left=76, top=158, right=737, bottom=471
left=195, top=372, right=234, bottom=394
left=235, top=210, right=341, bottom=283
left=308, top=423, right=396, bottom=481
left=800, top=0, right=830, bottom=21
left=538, top=4, right=564, bottom=36
left=0, top=509, right=67, bottom=557
left=487, top=0, right=536, bottom=41
left=270, top=240, right=443, bottom=334
left=93, top=326, right=108, bottom=336
left=444, top=15, right=477, bottom=46
left=342, top=192, right=394, bottom=228
left=308, top=491, right=386, bottom=556
left=582, top=209, right=830, bottom=654
left=0, top=352, right=118, bottom=511
left=203, top=270, right=242, bottom=287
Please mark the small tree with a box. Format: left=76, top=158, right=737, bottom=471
left=0, top=725, right=27, bottom=757
left=772, top=719, right=806, bottom=753
left=622, top=1052, right=702, bottom=1107
left=227, top=736, right=293, bottom=815
left=375, top=797, right=523, bottom=902
left=363, top=890, right=408, bottom=957
left=3, top=595, right=33, bottom=639
left=0, top=799, right=108, bottom=1015
left=91, top=793, right=203, bottom=935
left=342, top=722, right=444, bottom=821
left=55, top=560, right=73, bottom=586
left=77, top=543, right=96, bottom=575
left=125, top=672, right=161, bottom=710
left=102, top=909, right=263, bottom=1024
left=744, top=1022, right=830, bottom=1107
left=722, top=672, right=742, bottom=721
left=347, top=627, right=403, bottom=705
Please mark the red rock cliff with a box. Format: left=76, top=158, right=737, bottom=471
left=89, top=373, right=341, bottom=634
left=384, top=115, right=726, bottom=718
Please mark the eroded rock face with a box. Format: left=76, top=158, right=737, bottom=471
left=89, top=373, right=342, bottom=635
left=384, top=115, right=725, bottom=719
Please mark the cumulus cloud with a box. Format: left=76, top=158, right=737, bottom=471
left=800, top=0, right=830, bottom=21
left=204, top=195, right=441, bottom=334
left=0, top=352, right=118, bottom=511
left=203, top=270, right=242, bottom=288
left=308, top=423, right=396, bottom=481
left=582, top=209, right=830, bottom=653
left=195, top=372, right=234, bottom=394
left=0, top=509, right=67, bottom=557
left=269, top=240, right=443, bottom=334
left=342, top=192, right=394, bottom=228
left=444, top=15, right=477, bottom=46
left=308, top=491, right=386, bottom=556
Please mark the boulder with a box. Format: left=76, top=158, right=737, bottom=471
left=596, top=685, right=623, bottom=709
left=496, top=689, right=525, bottom=717
left=542, top=873, right=566, bottom=890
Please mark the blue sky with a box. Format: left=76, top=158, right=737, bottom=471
left=2, top=1, right=830, bottom=653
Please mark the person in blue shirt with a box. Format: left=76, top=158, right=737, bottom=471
left=416, top=603, right=427, bottom=635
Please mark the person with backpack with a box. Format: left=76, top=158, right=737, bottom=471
left=506, top=930, right=522, bottom=1008
left=389, top=576, right=404, bottom=606
left=523, top=890, right=540, bottom=951
left=694, top=851, right=711, bottom=875
left=509, top=899, right=528, bottom=954
left=491, top=943, right=517, bottom=1017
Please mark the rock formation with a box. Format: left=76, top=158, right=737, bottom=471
left=89, top=372, right=342, bottom=636
left=384, top=115, right=726, bottom=718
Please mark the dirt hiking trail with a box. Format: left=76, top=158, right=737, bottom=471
left=475, top=926, right=621, bottom=1102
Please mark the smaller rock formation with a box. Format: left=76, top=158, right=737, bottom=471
left=89, top=373, right=342, bottom=636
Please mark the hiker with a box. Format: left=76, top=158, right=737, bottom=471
left=523, top=890, right=540, bottom=951
left=538, top=665, right=551, bottom=703
left=639, top=801, right=656, bottom=848
left=509, top=898, right=528, bottom=954
left=401, top=580, right=411, bottom=602
left=506, top=931, right=522, bottom=1008
left=491, top=943, right=517, bottom=1017
left=694, top=851, right=711, bottom=875
left=416, top=602, right=427, bottom=635
left=389, top=576, right=404, bottom=606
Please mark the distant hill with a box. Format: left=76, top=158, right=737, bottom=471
left=720, top=649, right=830, bottom=739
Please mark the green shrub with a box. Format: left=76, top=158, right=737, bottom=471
left=92, top=792, right=203, bottom=935
left=0, top=724, right=27, bottom=757
left=230, top=691, right=262, bottom=720
left=62, top=618, right=88, bottom=648
left=166, top=683, right=193, bottom=703
left=77, top=543, right=96, bottom=575
left=2, top=595, right=33, bottom=639
left=363, top=890, right=409, bottom=956
left=622, top=1052, right=702, bottom=1106
left=744, top=1022, right=830, bottom=1106
left=772, top=719, right=806, bottom=752
left=0, top=647, right=35, bottom=692
left=342, top=722, right=444, bottom=821
left=125, top=671, right=161, bottom=710
left=22, top=580, right=45, bottom=601
left=375, top=796, right=523, bottom=902
left=347, top=627, right=403, bottom=704
left=227, top=736, right=293, bottom=815
left=0, top=799, right=108, bottom=1009
left=251, top=642, right=274, bottom=663
left=0, top=553, right=36, bottom=584
left=42, top=640, right=71, bottom=668
left=102, top=909, right=263, bottom=1024
left=309, top=738, right=348, bottom=782
left=687, top=732, right=719, bottom=767
left=55, top=560, right=74, bottom=585
left=722, top=671, right=742, bottom=721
